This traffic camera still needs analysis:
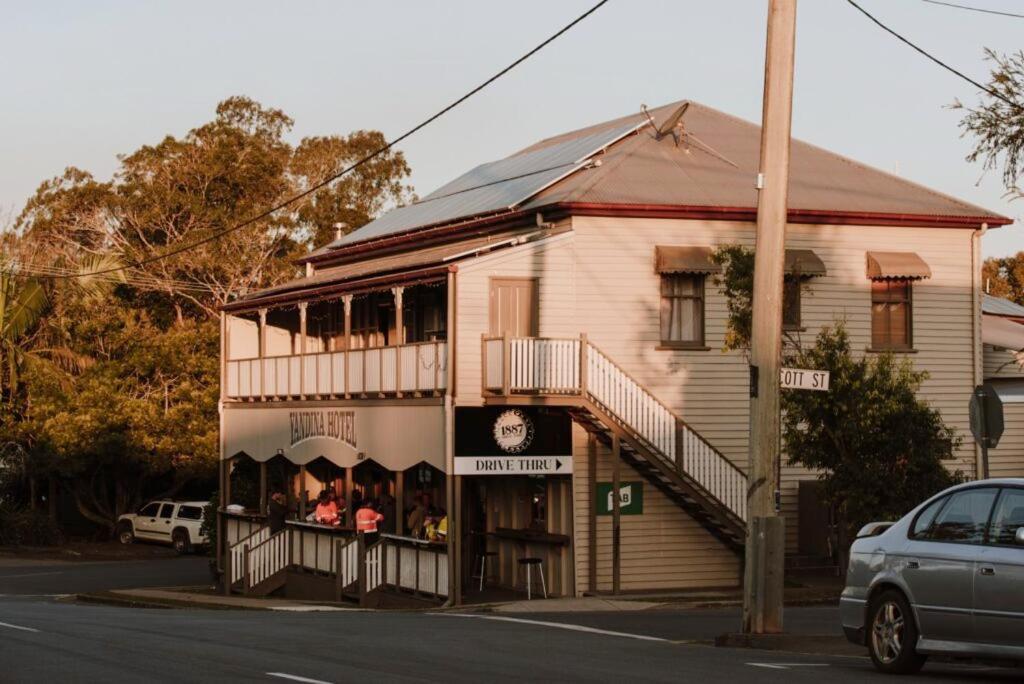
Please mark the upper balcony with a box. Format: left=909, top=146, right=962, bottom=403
left=224, top=282, right=447, bottom=401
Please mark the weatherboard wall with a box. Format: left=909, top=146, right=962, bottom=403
left=569, top=215, right=980, bottom=553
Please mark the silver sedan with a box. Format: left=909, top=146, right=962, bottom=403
left=841, top=478, right=1024, bottom=674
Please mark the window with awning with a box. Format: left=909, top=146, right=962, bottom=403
left=866, top=251, right=929, bottom=351
left=866, top=251, right=932, bottom=280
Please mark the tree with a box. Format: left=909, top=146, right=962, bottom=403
left=1, top=97, right=411, bottom=533
left=782, top=325, right=961, bottom=554
left=11, top=299, right=219, bottom=531
left=982, top=251, right=1024, bottom=305
left=710, top=244, right=808, bottom=351
left=955, top=49, right=1024, bottom=201
left=15, top=97, right=413, bottom=321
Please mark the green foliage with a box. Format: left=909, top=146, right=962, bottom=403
left=710, top=245, right=754, bottom=351
left=0, top=97, right=411, bottom=535
left=954, top=49, right=1024, bottom=199
left=201, top=491, right=219, bottom=556
left=983, top=251, right=1024, bottom=306
left=0, top=505, right=63, bottom=546
left=782, top=324, right=962, bottom=541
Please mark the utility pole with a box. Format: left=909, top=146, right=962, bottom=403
left=743, top=0, right=797, bottom=635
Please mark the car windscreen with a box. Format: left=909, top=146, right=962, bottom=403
left=139, top=503, right=160, bottom=517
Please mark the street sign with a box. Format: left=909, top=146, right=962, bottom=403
left=596, top=481, right=643, bottom=515
left=780, top=367, right=829, bottom=391
left=454, top=456, right=571, bottom=475
left=969, top=384, right=1004, bottom=449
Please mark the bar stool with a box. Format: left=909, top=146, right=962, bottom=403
left=517, top=557, right=547, bottom=600
left=474, top=550, right=499, bottom=591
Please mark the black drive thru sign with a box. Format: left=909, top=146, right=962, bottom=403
left=454, top=406, right=572, bottom=475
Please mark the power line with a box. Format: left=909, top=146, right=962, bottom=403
left=921, top=0, right=1024, bottom=19
left=846, top=0, right=1022, bottom=110
left=26, top=0, right=611, bottom=282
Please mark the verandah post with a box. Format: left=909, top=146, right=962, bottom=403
left=501, top=331, right=511, bottom=395
left=357, top=531, right=367, bottom=607
left=579, top=333, right=588, bottom=397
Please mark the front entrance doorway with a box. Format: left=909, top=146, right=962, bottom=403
left=460, top=474, right=574, bottom=601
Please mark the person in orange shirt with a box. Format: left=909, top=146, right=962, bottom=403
left=314, top=490, right=339, bottom=526
left=355, top=499, right=385, bottom=544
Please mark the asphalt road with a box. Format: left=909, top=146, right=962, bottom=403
left=0, top=556, right=211, bottom=595
left=1, top=597, right=1020, bottom=683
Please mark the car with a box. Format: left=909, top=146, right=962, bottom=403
left=117, top=500, right=209, bottom=554
left=841, top=478, right=1024, bottom=674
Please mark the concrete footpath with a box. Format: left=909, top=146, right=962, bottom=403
left=72, top=587, right=356, bottom=612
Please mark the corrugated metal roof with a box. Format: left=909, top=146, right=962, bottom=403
left=983, top=312, right=1024, bottom=350
left=321, top=100, right=1009, bottom=255
left=328, top=121, right=644, bottom=248
left=524, top=101, right=1005, bottom=219
left=983, top=293, right=1024, bottom=318
left=235, top=228, right=542, bottom=304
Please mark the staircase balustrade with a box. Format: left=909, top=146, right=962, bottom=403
left=483, top=334, right=747, bottom=523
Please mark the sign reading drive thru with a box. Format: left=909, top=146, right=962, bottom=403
left=780, top=367, right=830, bottom=391
left=455, top=407, right=572, bottom=475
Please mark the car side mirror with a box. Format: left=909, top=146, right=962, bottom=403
left=1016, top=527, right=1024, bottom=546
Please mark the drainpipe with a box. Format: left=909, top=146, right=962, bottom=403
left=972, top=223, right=988, bottom=479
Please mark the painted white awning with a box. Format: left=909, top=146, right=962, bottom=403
left=222, top=404, right=445, bottom=472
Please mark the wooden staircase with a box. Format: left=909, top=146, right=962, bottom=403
left=483, top=335, right=747, bottom=554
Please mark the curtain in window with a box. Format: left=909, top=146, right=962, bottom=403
left=660, top=275, right=702, bottom=343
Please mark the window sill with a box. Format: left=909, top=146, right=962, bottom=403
left=866, top=347, right=918, bottom=354
left=782, top=326, right=806, bottom=333
left=656, top=344, right=711, bottom=351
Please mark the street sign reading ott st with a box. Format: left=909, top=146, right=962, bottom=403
left=780, top=367, right=830, bottom=391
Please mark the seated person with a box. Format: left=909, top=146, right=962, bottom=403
left=314, top=490, right=340, bottom=526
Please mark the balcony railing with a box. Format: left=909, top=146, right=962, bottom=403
left=483, top=335, right=747, bottom=523
left=225, top=340, right=447, bottom=400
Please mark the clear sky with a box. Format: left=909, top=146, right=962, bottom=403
left=1, top=0, right=1021, bottom=257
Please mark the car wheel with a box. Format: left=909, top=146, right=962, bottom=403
left=118, top=524, right=134, bottom=545
left=172, top=530, right=191, bottom=555
left=868, top=590, right=927, bottom=674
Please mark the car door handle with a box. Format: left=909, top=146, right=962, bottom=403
left=906, top=560, right=920, bottom=570
left=979, top=566, right=995, bottom=576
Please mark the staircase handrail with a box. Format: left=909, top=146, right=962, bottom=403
left=244, top=528, right=290, bottom=592
left=583, top=337, right=747, bottom=479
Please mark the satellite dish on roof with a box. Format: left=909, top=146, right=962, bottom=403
left=656, top=102, right=689, bottom=138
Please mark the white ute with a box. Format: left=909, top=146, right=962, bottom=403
left=117, top=500, right=208, bottom=554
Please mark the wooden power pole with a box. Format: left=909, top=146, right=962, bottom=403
left=743, top=0, right=797, bottom=635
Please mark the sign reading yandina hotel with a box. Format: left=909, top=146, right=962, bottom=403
left=289, top=410, right=357, bottom=448
left=454, top=406, right=572, bottom=475
left=222, top=405, right=445, bottom=472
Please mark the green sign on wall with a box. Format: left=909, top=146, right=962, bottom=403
left=596, top=481, right=644, bottom=515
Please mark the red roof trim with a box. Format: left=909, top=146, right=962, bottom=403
left=221, top=265, right=454, bottom=313
left=307, top=202, right=1010, bottom=266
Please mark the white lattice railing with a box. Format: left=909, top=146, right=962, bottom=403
left=225, top=340, right=447, bottom=400
left=483, top=335, right=747, bottom=523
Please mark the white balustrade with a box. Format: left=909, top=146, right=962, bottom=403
left=225, top=341, right=447, bottom=400
left=246, top=529, right=289, bottom=588
left=484, top=336, right=747, bottom=523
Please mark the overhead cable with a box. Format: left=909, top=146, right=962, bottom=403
left=846, top=0, right=1022, bottom=110
left=23, top=0, right=611, bottom=281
